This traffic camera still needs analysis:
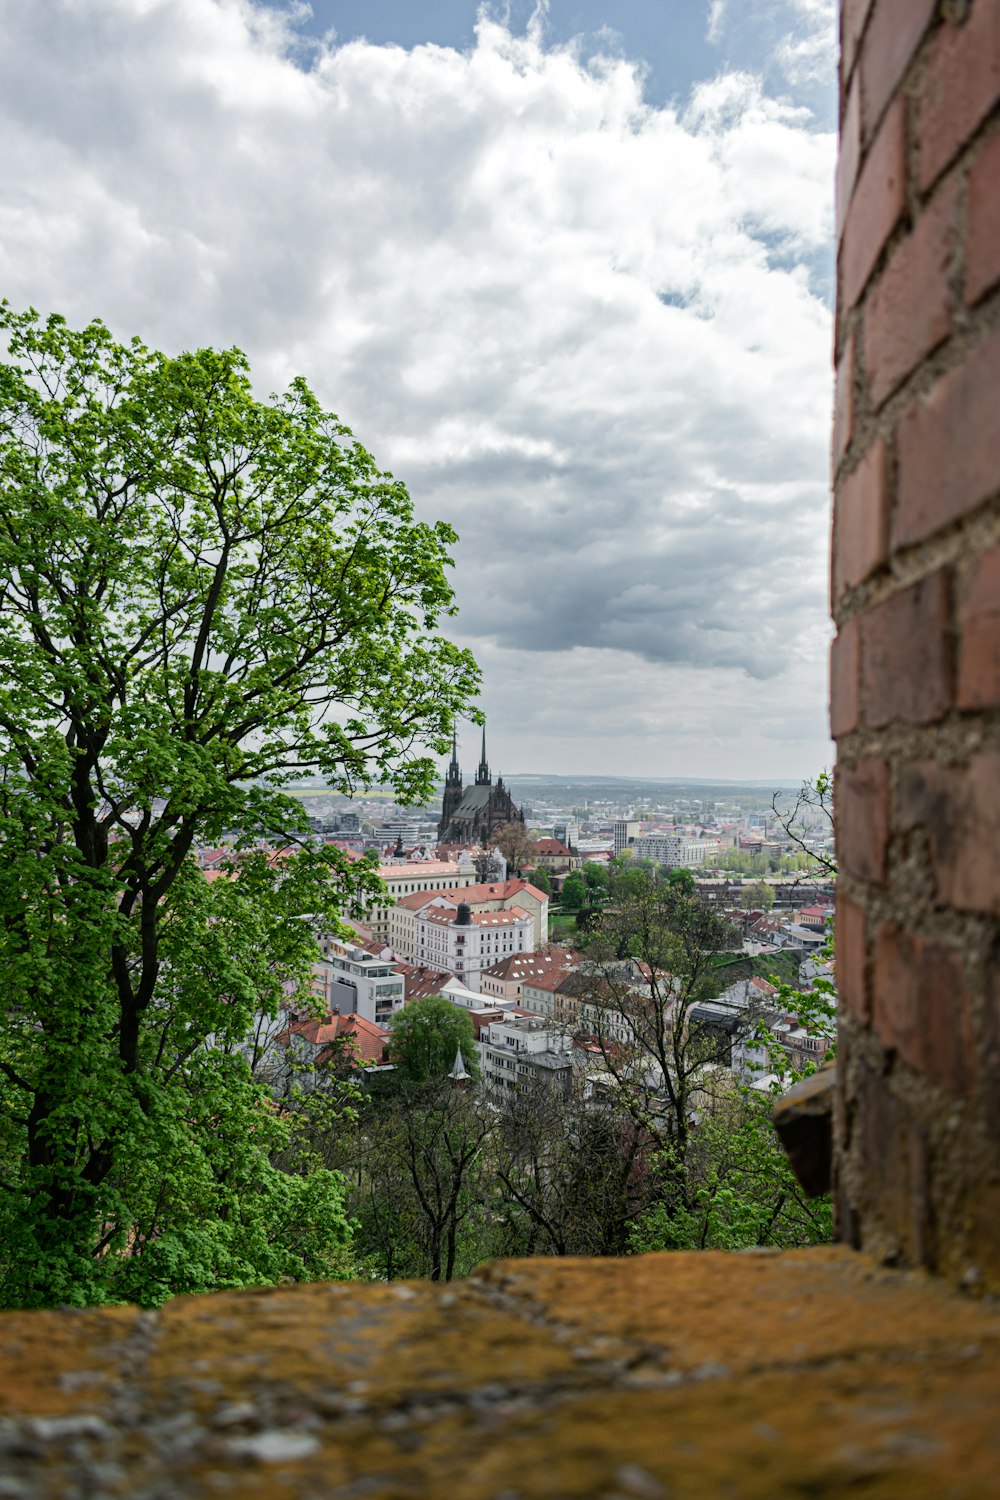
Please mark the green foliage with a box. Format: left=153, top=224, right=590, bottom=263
left=559, top=872, right=588, bottom=911
left=740, top=880, right=775, bottom=910
left=526, top=866, right=551, bottom=895
left=666, top=867, right=696, bottom=896
left=0, top=303, right=479, bottom=1306
left=583, top=872, right=832, bottom=1254
left=628, top=1087, right=833, bottom=1253
left=581, top=861, right=609, bottom=893
left=349, top=1081, right=492, bottom=1281
left=386, top=997, right=480, bottom=1083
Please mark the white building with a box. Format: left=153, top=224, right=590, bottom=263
left=414, top=902, right=534, bottom=991
left=630, top=834, right=711, bottom=867
left=365, top=859, right=477, bottom=942
left=312, top=934, right=405, bottom=1028
left=479, top=1013, right=572, bottom=1096
left=391, top=878, right=549, bottom=961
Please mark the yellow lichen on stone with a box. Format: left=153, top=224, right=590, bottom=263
left=0, top=1248, right=998, bottom=1497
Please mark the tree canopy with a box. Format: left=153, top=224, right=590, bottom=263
left=0, top=304, right=479, bottom=1306
left=386, top=996, right=480, bottom=1083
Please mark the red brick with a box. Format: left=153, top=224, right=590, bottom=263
left=836, top=757, right=889, bottom=885
left=840, top=95, right=907, bottom=312
left=916, top=0, right=1000, bottom=191
left=837, top=74, right=862, bottom=243
left=957, top=546, right=1000, bottom=708
left=894, top=323, right=1000, bottom=547
left=860, top=0, right=937, bottom=144
left=966, top=125, right=1000, bottom=304
left=861, top=569, right=953, bottom=727
left=873, top=924, right=975, bottom=1098
left=864, top=178, right=958, bottom=407
left=832, top=330, right=855, bottom=476
left=830, top=617, right=861, bottom=737
left=832, top=439, right=887, bottom=600
left=836, top=890, right=870, bottom=1024
left=841, top=0, right=875, bottom=87
left=897, top=753, right=1000, bottom=916
left=849, top=1063, right=935, bottom=1266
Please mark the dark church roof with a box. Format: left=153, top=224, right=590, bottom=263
left=448, top=785, right=496, bottom=819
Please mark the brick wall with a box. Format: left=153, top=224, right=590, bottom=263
left=832, top=0, right=1000, bottom=1284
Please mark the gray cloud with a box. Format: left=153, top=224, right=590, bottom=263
left=0, top=0, right=836, bottom=776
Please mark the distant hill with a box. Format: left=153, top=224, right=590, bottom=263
left=502, top=774, right=804, bottom=801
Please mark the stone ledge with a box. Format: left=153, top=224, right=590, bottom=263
left=1, top=1246, right=998, bottom=1497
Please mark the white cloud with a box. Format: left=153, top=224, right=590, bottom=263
left=0, top=0, right=836, bottom=777
left=706, top=1, right=729, bottom=46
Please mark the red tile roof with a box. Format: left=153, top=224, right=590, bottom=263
left=277, top=1013, right=389, bottom=1066
left=531, top=839, right=572, bottom=856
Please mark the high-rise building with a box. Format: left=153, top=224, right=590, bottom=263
left=613, top=819, right=640, bottom=856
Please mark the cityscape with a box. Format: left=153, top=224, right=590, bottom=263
left=1, top=0, right=997, bottom=1490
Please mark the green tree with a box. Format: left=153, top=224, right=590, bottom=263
left=386, top=996, right=480, bottom=1083
left=559, top=872, right=588, bottom=911
left=583, top=877, right=740, bottom=1169
left=525, top=866, right=551, bottom=895
left=359, top=1083, right=493, bottom=1281
left=581, top=861, right=609, bottom=896
left=741, top=880, right=774, bottom=911
left=666, top=867, right=696, bottom=896
left=0, top=304, right=479, bottom=1307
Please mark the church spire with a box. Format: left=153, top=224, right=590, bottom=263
left=476, top=723, right=491, bottom=786
left=446, top=725, right=462, bottom=787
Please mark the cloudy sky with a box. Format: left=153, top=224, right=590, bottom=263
left=0, top=0, right=838, bottom=781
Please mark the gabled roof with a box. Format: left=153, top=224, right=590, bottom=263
left=421, top=906, right=531, bottom=929
left=481, top=951, right=578, bottom=984
left=276, top=1013, right=389, bottom=1065
left=392, top=961, right=453, bottom=1002
left=395, top=891, right=458, bottom=912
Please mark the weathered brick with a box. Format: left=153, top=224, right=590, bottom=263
left=894, top=323, right=1000, bottom=548
left=850, top=1063, right=935, bottom=1266
left=840, top=95, right=907, bottom=313
left=830, top=617, right=861, bottom=737
left=916, top=0, right=1000, bottom=191
left=841, top=0, right=875, bottom=87
left=873, top=924, right=975, bottom=1098
left=832, top=439, right=887, bottom=600
left=897, top=753, right=1000, bottom=916
left=957, top=546, right=1000, bottom=708
left=864, top=178, right=958, bottom=407
left=836, top=757, right=889, bottom=885
left=861, top=569, right=953, bottom=728
left=832, top=330, right=855, bottom=476
left=836, top=890, right=869, bottom=1024
left=984, top=959, right=1000, bottom=1142
left=860, top=0, right=937, bottom=144
left=966, top=125, right=1000, bottom=305
left=837, top=75, right=862, bottom=243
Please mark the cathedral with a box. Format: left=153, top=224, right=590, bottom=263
left=437, top=727, right=524, bottom=846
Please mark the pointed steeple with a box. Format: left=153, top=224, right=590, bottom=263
left=446, top=725, right=462, bottom=787
left=448, top=1043, right=470, bottom=1085
left=476, top=723, right=491, bottom=786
